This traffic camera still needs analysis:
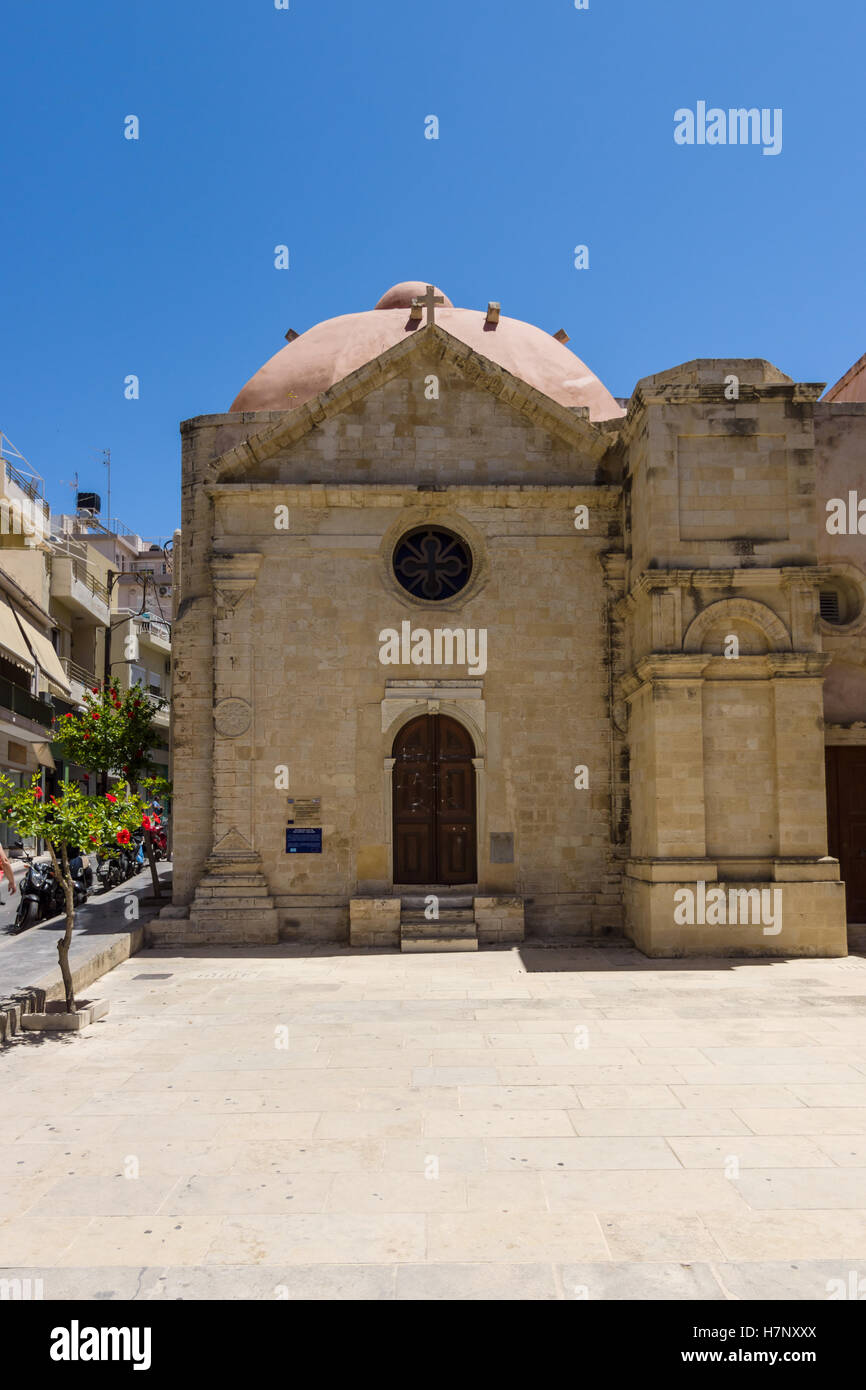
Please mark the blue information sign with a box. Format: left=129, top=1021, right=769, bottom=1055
left=285, top=828, right=322, bottom=854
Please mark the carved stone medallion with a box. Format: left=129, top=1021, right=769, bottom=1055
left=213, top=697, right=252, bottom=738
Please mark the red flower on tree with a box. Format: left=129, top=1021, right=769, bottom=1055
left=142, top=815, right=152, bottom=831
left=33, top=787, right=43, bottom=800
left=105, top=793, right=117, bottom=804
left=116, top=828, right=131, bottom=845
left=91, top=712, right=100, bottom=721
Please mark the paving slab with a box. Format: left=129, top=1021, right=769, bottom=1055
left=2, top=940, right=866, bottom=1298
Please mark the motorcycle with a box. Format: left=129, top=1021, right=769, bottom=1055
left=96, top=846, right=124, bottom=892
left=12, top=848, right=88, bottom=932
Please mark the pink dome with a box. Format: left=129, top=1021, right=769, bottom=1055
left=373, top=281, right=453, bottom=310
left=231, top=282, right=624, bottom=421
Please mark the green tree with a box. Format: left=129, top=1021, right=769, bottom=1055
left=51, top=679, right=171, bottom=898
left=0, top=776, right=145, bottom=1012
left=52, top=677, right=163, bottom=785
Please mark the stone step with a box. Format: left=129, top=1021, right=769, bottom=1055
left=191, top=896, right=276, bottom=912
left=401, top=919, right=476, bottom=938
left=196, top=884, right=271, bottom=898
left=199, top=875, right=270, bottom=889
left=400, top=894, right=473, bottom=910
left=401, top=934, right=478, bottom=954
left=400, top=909, right=475, bottom=925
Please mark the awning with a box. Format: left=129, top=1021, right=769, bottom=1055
left=0, top=594, right=36, bottom=672
left=32, top=741, right=55, bottom=770
left=14, top=613, right=72, bottom=698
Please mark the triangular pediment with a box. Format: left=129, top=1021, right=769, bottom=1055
left=206, top=324, right=610, bottom=485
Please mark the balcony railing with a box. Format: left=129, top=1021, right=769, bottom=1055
left=67, top=559, right=110, bottom=603
left=0, top=677, right=53, bottom=727
left=61, top=657, right=99, bottom=691
left=135, top=617, right=171, bottom=645
left=4, top=459, right=46, bottom=506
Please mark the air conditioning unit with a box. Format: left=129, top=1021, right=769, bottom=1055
left=157, top=585, right=170, bottom=597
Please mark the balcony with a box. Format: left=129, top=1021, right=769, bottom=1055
left=51, top=556, right=110, bottom=624
left=61, top=657, right=99, bottom=707
left=0, top=676, right=53, bottom=729
left=148, top=693, right=170, bottom=730
left=134, top=616, right=171, bottom=654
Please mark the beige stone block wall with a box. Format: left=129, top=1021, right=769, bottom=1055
left=474, top=897, right=525, bottom=943
left=624, top=874, right=848, bottom=957
left=626, top=387, right=820, bottom=585
left=703, top=679, right=777, bottom=860
left=349, top=897, right=400, bottom=948
left=169, top=351, right=627, bottom=941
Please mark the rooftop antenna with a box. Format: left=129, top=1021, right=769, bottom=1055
left=58, top=471, right=79, bottom=520
left=102, top=447, right=111, bottom=527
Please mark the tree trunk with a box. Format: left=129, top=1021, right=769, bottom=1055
left=48, top=841, right=76, bottom=1014
left=143, top=826, right=161, bottom=898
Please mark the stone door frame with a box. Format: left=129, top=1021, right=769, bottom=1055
left=381, top=685, right=486, bottom=890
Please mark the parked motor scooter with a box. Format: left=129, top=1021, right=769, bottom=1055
left=129, top=829, right=146, bottom=876
left=11, top=848, right=88, bottom=932
left=115, top=834, right=142, bottom=882
left=96, top=846, right=124, bottom=891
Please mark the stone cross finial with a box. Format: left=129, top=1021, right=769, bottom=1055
left=412, top=284, right=445, bottom=326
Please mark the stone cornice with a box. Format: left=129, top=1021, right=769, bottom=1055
left=628, top=567, right=825, bottom=603
left=622, top=654, right=711, bottom=698
left=766, top=653, right=832, bottom=678
left=615, top=381, right=824, bottom=449
left=623, top=649, right=831, bottom=697
left=203, top=482, right=623, bottom=508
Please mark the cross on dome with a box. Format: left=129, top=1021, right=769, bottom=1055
left=411, top=284, right=445, bottom=327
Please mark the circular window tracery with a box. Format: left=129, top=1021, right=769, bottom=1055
left=392, top=526, right=472, bottom=601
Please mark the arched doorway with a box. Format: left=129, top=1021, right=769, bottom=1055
left=392, top=713, right=477, bottom=885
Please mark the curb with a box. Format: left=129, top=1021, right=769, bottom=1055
left=0, top=924, right=146, bottom=1043
left=0, top=869, right=171, bottom=1043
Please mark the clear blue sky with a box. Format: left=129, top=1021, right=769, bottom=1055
left=2, top=0, right=864, bottom=537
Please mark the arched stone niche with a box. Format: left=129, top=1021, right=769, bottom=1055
left=682, top=598, right=792, bottom=655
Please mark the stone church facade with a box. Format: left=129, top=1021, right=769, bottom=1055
left=156, top=283, right=866, bottom=957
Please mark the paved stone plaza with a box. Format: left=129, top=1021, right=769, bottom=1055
left=2, top=942, right=866, bottom=1300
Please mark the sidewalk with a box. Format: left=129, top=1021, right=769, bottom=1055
left=0, top=861, right=172, bottom=1040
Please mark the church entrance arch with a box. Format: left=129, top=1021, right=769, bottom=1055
left=392, top=714, right=477, bottom=885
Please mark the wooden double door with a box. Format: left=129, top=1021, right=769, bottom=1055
left=826, top=747, right=866, bottom=922
left=393, top=714, right=477, bottom=885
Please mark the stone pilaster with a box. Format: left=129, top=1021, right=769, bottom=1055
left=769, top=653, right=833, bottom=858
left=623, top=655, right=710, bottom=860
left=186, top=553, right=280, bottom=943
